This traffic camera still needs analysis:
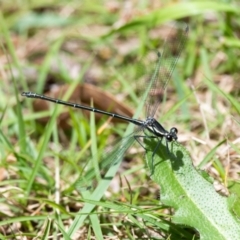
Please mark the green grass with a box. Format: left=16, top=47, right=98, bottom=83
left=1, top=0, right=240, bottom=239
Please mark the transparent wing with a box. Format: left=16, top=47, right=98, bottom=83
left=145, top=24, right=189, bottom=118
left=74, top=127, right=144, bottom=192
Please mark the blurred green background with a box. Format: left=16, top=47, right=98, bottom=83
left=1, top=0, right=240, bottom=239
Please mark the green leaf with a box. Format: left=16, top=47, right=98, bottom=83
left=14, top=12, right=74, bottom=32
left=204, top=77, right=240, bottom=115
left=228, top=181, right=240, bottom=219
left=103, top=1, right=240, bottom=37
left=145, top=138, right=240, bottom=239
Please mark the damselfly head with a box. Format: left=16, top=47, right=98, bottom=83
left=167, top=127, right=178, bottom=141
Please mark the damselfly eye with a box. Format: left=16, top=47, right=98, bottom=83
left=170, top=127, right=178, bottom=134
left=167, top=135, right=173, bottom=141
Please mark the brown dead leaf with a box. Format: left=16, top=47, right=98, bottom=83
left=33, top=83, right=134, bottom=129
left=0, top=168, right=7, bottom=182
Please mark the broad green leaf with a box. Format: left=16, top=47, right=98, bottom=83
left=145, top=138, right=240, bottom=239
